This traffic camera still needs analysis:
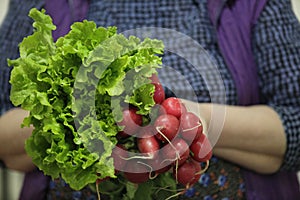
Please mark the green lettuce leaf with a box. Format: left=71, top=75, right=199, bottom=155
left=8, top=8, right=165, bottom=191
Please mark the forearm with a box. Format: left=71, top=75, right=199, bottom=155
left=213, top=105, right=286, bottom=153
left=207, top=104, right=286, bottom=173
left=182, top=100, right=287, bottom=173
left=213, top=148, right=283, bottom=174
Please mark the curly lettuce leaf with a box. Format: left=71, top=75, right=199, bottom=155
left=8, top=8, right=164, bottom=191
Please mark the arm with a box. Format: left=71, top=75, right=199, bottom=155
left=182, top=100, right=286, bottom=174
left=0, top=108, right=35, bottom=172
left=250, top=0, right=300, bottom=172
left=184, top=0, right=300, bottom=174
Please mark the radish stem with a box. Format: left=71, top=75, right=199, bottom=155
left=120, top=154, right=154, bottom=160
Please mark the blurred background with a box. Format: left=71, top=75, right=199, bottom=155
left=0, top=0, right=300, bottom=199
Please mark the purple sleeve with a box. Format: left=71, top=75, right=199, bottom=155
left=45, top=0, right=89, bottom=41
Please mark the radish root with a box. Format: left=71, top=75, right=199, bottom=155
left=120, top=154, right=154, bottom=161
left=96, top=182, right=101, bottom=200
left=136, top=161, right=158, bottom=179
left=154, top=186, right=185, bottom=195
left=165, top=190, right=185, bottom=200
left=182, top=122, right=202, bottom=132
left=195, top=160, right=210, bottom=175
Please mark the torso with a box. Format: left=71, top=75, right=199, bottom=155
left=48, top=1, right=245, bottom=200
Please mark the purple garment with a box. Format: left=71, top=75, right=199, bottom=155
left=207, top=0, right=262, bottom=105
left=242, top=169, right=300, bottom=200
left=19, top=170, right=50, bottom=200
left=207, top=0, right=300, bottom=199
left=45, top=0, right=89, bottom=41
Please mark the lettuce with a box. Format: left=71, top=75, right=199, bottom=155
left=8, top=8, right=164, bottom=190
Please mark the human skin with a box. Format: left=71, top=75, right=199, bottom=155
left=0, top=108, right=35, bottom=172
left=182, top=99, right=286, bottom=174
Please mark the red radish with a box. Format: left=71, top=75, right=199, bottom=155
left=123, top=171, right=150, bottom=184
left=148, top=104, right=167, bottom=124
left=161, top=138, right=189, bottom=166
left=147, top=154, right=171, bottom=174
left=177, top=148, right=190, bottom=166
left=150, top=73, right=160, bottom=83
left=152, top=82, right=165, bottom=104
left=154, top=114, right=179, bottom=142
left=161, top=97, right=187, bottom=119
left=117, top=107, right=143, bottom=137
left=180, top=112, right=203, bottom=144
left=189, top=159, right=202, bottom=186
left=136, top=125, right=155, bottom=138
left=123, top=160, right=150, bottom=183
left=137, top=135, right=160, bottom=158
left=190, top=134, right=212, bottom=162
left=173, top=158, right=203, bottom=187
left=150, top=73, right=165, bottom=104
left=116, top=130, right=130, bottom=139
left=111, top=144, right=128, bottom=171
left=173, top=160, right=197, bottom=186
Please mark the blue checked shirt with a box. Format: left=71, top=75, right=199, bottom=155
left=0, top=0, right=299, bottom=173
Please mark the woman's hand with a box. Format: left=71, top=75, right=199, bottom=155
left=0, top=108, right=35, bottom=172
left=181, top=99, right=286, bottom=174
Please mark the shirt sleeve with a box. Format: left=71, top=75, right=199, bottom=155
left=253, top=0, right=300, bottom=171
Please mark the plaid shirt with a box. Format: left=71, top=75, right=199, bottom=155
left=0, top=0, right=299, bottom=174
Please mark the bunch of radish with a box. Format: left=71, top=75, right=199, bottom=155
left=111, top=74, right=212, bottom=191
